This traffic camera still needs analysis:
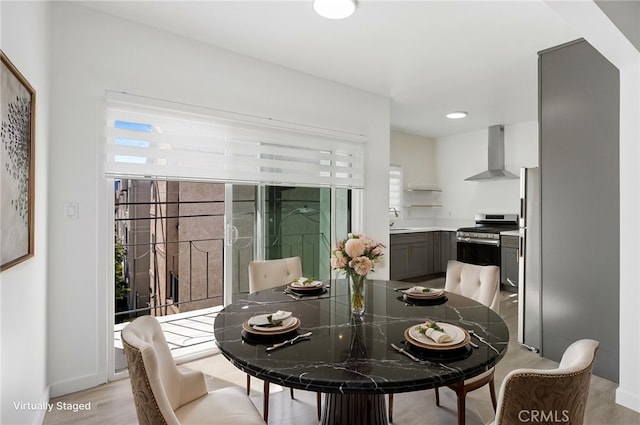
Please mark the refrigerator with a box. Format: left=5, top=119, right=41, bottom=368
left=518, top=167, right=541, bottom=353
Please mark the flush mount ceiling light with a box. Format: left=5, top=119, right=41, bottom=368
left=446, top=111, right=468, bottom=119
left=313, top=0, right=356, bottom=20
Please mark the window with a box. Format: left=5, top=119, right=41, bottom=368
left=389, top=165, right=403, bottom=212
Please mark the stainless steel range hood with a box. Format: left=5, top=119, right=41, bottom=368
left=465, top=125, right=519, bottom=181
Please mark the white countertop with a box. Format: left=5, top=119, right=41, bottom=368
left=390, top=226, right=520, bottom=236
left=389, top=225, right=459, bottom=234
left=500, top=230, right=520, bottom=236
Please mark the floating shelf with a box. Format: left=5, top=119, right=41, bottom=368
left=405, top=183, right=441, bottom=191
left=403, top=204, right=442, bottom=208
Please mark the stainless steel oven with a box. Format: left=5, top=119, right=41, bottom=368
left=456, top=214, right=518, bottom=266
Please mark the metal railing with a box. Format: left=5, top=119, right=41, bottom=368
left=116, top=237, right=225, bottom=323
left=116, top=232, right=331, bottom=323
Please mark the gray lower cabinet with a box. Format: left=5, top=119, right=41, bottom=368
left=390, top=231, right=456, bottom=280
left=438, top=231, right=457, bottom=273
left=389, top=232, right=432, bottom=280
left=500, top=235, right=518, bottom=291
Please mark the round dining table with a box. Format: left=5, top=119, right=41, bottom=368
left=213, top=279, right=509, bottom=425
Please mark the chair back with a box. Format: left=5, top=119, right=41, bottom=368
left=444, top=260, right=500, bottom=312
left=121, top=315, right=186, bottom=425
left=493, top=339, right=599, bottom=425
left=248, top=257, right=302, bottom=293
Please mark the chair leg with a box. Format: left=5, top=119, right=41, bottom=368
left=289, top=387, right=295, bottom=399
left=246, top=374, right=251, bottom=395
left=434, top=387, right=440, bottom=406
left=489, top=376, right=497, bottom=411
left=388, top=394, right=394, bottom=423
left=317, top=392, right=322, bottom=421
left=263, top=380, right=270, bottom=423
left=456, top=392, right=466, bottom=425
left=450, top=381, right=467, bottom=425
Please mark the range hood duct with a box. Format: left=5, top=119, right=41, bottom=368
left=465, top=124, right=519, bottom=181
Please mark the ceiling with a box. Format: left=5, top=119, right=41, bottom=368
left=75, top=1, right=579, bottom=138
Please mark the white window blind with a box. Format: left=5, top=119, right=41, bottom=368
left=104, top=92, right=366, bottom=188
left=389, top=165, right=403, bottom=210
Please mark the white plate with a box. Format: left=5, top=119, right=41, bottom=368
left=408, top=323, right=467, bottom=347
left=402, top=287, right=445, bottom=299
left=289, top=279, right=323, bottom=289
left=248, top=312, right=293, bottom=327
left=242, top=317, right=301, bottom=335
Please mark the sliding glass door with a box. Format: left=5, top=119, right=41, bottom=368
left=225, top=185, right=354, bottom=301
left=112, top=180, right=355, bottom=374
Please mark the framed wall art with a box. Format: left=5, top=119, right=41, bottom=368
left=1, top=50, right=35, bottom=271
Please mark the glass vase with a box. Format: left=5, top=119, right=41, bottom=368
left=348, top=272, right=367, bottom=315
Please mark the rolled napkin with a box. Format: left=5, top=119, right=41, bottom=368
left=249, top=310, right=292, bottom=327
left=291, top=277, right=319, bottom=287
left=406, top=286, right=432, bottom=294
left=419, top=321, right=452, bottom=343
left=267, top=310, right=291, bottom=324
left=424, top=327, right=452, bottom=344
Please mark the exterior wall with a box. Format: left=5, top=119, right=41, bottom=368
left=177, top=182, right=225, bottom=312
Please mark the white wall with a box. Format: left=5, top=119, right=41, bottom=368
left=435, top=121, right=538, bottom=221
left=47, top=2, right=390, bottom=397
left=0, top=2, right=51, bottom=424
left=390, top=130, right=437, bottom=188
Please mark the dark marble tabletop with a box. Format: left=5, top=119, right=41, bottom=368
left=213, top=279, right=509, bottom=395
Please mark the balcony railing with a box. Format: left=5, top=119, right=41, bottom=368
left=116, top=237, right=225, bottom=323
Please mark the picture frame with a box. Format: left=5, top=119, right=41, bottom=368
left=1, top=50, right=35, bottom=271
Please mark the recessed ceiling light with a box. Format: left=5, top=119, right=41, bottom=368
left=446, top=111, right=468, bottom=119
left=313, top=0, right=356, bottom=20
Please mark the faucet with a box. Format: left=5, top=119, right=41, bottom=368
left=389, top=207, right=399, bottom=227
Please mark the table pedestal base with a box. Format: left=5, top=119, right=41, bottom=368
left=320, top=393, right=388, bottom=425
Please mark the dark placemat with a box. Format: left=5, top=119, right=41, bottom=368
left=400, top=340, right=473, bottom=362
left=397, top=295, right=448, bottom=306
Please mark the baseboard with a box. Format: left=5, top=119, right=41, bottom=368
left=49, top=373, right=106, bottom=399
left=34, top=385, right=50, bottom=425
left=616, top=387, right=640, bottom=413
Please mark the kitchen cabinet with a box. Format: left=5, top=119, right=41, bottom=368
left=390, top=231, right=455, bottom=280
left=434, top=231, right=457, bottom=273
left=500, top=235, right=518, bottom=292
left=389, top=232, right=432, bottom=280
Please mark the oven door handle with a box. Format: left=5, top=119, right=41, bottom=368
left=456, top=237, right=500, bottom=247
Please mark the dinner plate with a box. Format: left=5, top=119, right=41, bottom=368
left=402, top=287, right=445, bottom=300
left=404, top=322, right=470, bottom=351
left=287, top=280, right=324, bottom=291
left=243, top=317, right=300, bottom=335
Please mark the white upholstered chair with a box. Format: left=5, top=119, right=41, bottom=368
left=248, top=256, right=303, bottom=294
left=436, top=260, right=501, bottom=425
left=121, top=315, right=264, bottom=425
left=247, top=257, right=321, bottom=422
left=489, top=339, right=599, bottom=425
left=389, top=260, right=501, bottom=424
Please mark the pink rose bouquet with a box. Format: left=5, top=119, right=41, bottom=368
left=331, top=233, right=384, bottom=314
left=331, top=233, right=384, bottom=277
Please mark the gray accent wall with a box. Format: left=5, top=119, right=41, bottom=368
left=539, top=39, right=620, bottom=382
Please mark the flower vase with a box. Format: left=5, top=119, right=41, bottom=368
left=348, top=272, right=366, bottom=315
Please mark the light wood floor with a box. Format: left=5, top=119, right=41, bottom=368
left=44, top=281, right=640, bottom=425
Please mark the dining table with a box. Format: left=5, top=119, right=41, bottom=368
left=213, top=279, right=509, bottom=425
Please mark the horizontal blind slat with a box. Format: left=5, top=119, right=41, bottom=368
left=105, top=94, right=365, bottom=188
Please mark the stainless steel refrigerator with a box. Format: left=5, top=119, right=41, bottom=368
left=518, top=167, right=541, bottom=352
